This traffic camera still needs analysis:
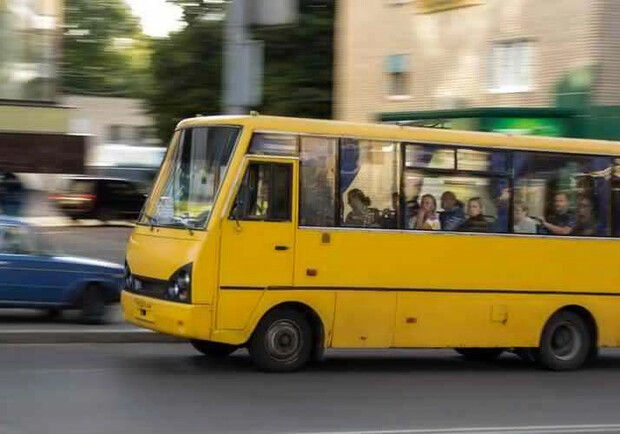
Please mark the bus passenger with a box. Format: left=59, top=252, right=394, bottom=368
left=439, top=191, right=466, bottom=231
left=459, top=197, right=489, bottom=233
left=380, top=192, right=400, bottom=229
left=540, top=192, right=575, bottom=235
left=571, top=196, right=597, bottom=236
left=345, top=188, right=379, bottom=227
left=410, top=194, right=440, bottom=230
left=513, top=201, right=537, bottom=234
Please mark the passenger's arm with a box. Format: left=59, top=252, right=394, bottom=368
left=542, top=221, right=573, bottom=235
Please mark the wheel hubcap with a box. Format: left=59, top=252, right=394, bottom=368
left=550, top=321, right=582, bottom=361
left=266, top=319, right=302, bottom=361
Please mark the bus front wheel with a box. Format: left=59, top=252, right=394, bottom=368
left=539, top=310, right=591, bottom=371
left=190, top=339, right=237, bottom=358
left=248, top=308, right=312, bottom=372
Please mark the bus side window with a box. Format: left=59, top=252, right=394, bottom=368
left=231, top=162, right=292, bottom=222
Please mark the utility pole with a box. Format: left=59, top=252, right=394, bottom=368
left=222, top=0, right=297, bottom=115
left=223, top=0, right=249, bottom=115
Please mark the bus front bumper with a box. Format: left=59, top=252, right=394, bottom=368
left=121, top=290, right=212, bottom=340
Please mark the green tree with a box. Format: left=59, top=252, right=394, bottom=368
left=61, top=0, right=147, bottom=96
left=146, top=21, right=224, bottom=141
left=255, top=0, right=334, bottom=119
left=146, top=0, right=334, bottom=142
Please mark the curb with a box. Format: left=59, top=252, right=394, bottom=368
left=0, top=330, right=184, bottom=344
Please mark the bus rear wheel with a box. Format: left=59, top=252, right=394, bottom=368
left=248, top=308, right=312, bottom=372
left=539, top=310, right=591, bottom=371
left=189, top=340, right=237, bottom=358
left=455, top=348, right=504, bottom=361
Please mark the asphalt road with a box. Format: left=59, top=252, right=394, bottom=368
left=3, top=345, right=620, bottom=434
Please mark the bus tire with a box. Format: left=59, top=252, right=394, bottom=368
left=189, top=339, right=237, bottom=358
left=248, top=308, right=312, bottom=372
left=455, top=348, right=504, bottom=361
left=539, top=310, right=591, bottom=371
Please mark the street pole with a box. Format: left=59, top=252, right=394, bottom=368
left=223, top=0, right=248, bottom=115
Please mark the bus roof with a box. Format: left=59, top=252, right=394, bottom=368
left=177, top=115, right=620, bottom=157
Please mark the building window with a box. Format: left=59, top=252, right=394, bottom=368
left=489, top=40, right=533, bottom=93
left=385, top=54, right=411, bottom=97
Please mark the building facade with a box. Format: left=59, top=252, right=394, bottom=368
left=0, top=0, right=85, bottom=173
left=335, top=0, right=620, bottom=139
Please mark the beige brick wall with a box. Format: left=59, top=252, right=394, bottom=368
left=335, top=0, right=598, bottom=122
left=592, top=0, right=620, bottom=106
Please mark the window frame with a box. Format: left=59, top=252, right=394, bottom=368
left=401, top=143, right=513, bottom=234
left=230, top=160, right=295, bottom=223
left=488, top=39, right=534, bottom=94
left=249, top=130, right=620, bottom=239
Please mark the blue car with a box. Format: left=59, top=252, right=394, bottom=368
left=0, top=217, right=123, bottom=323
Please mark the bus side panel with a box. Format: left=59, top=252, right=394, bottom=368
left=294, top=228, right=620, bottom=349
left=216, top=290, right=264, bottom=330
left=212, top=290, right=336, bottom=347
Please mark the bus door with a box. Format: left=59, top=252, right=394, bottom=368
left=219, top=158, right=297, bottom=291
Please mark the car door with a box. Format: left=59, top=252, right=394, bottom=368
left=0, top=225, right=67, bottom=305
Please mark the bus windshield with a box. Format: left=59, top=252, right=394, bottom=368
left=140, top=126, right=240, bottom=229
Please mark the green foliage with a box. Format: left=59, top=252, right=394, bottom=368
left=61, top=0, right=147, bottom=96
left=146, top=0, right=334, bottom=142
left=145, top=21, right=224, bottom=142
left=255, top=0, right=334, bottom=119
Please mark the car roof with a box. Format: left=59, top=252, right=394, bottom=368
left=0, top=216, right=28, bottom=227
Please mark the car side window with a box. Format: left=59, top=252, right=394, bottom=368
left=0, top=226, right=34, bottom=254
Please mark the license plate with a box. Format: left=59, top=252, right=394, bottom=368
left=134, top=298, right=153, bottom=322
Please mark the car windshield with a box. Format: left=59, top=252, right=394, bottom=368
left=140, top=126, right=241, bottom=229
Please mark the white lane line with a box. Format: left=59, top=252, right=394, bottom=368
left=297, top=424, right=620, bottom=434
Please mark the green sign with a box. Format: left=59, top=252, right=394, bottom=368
left=485, top=118, right=565, bottom=137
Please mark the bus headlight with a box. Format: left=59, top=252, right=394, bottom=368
left=124, top=263, right=134, bottom=290
left=167, top=264, right=192, bottom=303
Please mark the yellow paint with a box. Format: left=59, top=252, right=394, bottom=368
left=0, top=105, right=70, bottom=133
left=121, top=291, right=212, bottom=340
left=123, top=115, right=620, bottom=353
left=418, top=0, right=482, bottom=14
left=216, top=290, right=263, bottom=330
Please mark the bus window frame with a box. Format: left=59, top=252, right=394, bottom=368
left=248, top=129, right=620, bottom=239
left=136, top=124, right=243, bottom=231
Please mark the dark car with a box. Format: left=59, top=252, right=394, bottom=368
left=50, top=176, right=146, bottom=222
left=0, top=217, right=123, bottom=323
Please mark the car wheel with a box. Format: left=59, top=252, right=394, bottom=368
left=455, top=348, right=504, bottom=361
left=189, top=339, right=237, bottom=358
left=80, top=284, right=107, bottom=324
left=44, top=308, right=62, bottom=320
left=539, top=310, right=591, bottom=371
left=248, top=308, right=313, bottom=372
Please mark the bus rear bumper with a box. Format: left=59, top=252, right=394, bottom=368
left=121, top=290, right=211, bottom=340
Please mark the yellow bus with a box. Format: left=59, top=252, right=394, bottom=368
left=122, top=114, right=620, bottom=372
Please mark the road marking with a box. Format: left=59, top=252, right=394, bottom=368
left=299, top=424, right=620, bottom=434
